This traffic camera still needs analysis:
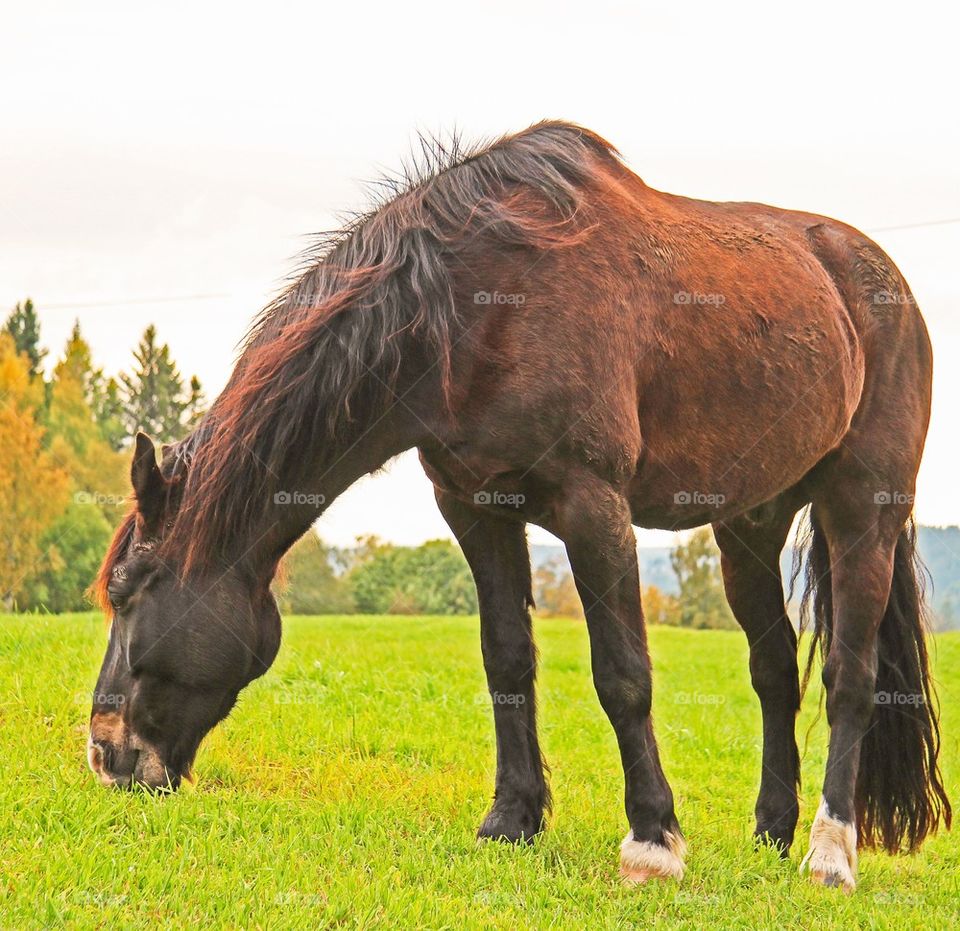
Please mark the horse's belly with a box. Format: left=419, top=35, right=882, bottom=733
left=628, top=326, right=862, bottom=527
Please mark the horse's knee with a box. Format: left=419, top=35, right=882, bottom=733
left=749, top=648, right=799, bottom=707
left=593, top=667, right=652, bottom=722
left=822, top=654, right=877, bottom=724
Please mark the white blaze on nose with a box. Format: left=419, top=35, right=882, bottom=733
left=87, top=733, right=120, bottom=787
left=87, top=711, right=130, bottom=787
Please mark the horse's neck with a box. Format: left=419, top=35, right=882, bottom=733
left=237, top=387, right=434, bottom=575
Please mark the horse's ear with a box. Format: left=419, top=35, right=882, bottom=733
left=131, top=432, right=164, bottom=515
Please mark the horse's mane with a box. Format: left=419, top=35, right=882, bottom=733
left=160, top=121, right=619, bottom=573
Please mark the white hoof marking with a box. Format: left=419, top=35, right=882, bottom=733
left=619, top=829, right=687, bottom=883
left=800, top=798, right=857, bottom=893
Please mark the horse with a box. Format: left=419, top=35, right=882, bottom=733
left=88, top=121, right=949, bottom=891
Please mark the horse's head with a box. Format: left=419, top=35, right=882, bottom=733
left=87, top=433, right=281, bottom=790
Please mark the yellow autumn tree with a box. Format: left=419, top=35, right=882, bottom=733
left=532, top=558, right=584, bottom=618
left=0, top=333, right=70, bottom=608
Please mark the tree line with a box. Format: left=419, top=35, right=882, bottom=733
left=279, top=527, right=737, bottom=628
left=1, top=298, right=739, bottom=626
left=0, top=299, right=204, bottom=610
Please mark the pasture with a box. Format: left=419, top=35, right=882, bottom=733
left=2, top=613, right=958, bottom=929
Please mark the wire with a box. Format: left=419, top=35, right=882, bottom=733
left=865, top=217, right=960, bottom=233
left=40, top=293, right=230, bottom=310
left=23, top=216, right=960, bottom=311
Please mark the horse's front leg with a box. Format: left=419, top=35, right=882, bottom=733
left=557, top=478, right=685, bottom=882
left=435, top=489, right=548, bottom=842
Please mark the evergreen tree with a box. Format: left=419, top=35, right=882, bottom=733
left=119, top=325, right=204, bottom=444
left=184, top=374, right=206, bottom=431
left=91, top=375, right=127, bottom=451
left=3, top=299, right=46, bottom=378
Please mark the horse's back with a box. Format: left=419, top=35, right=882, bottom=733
left=578, top=166, right=930, bottom=525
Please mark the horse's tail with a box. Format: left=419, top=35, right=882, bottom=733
left=798, top=515, right=951, bottom=851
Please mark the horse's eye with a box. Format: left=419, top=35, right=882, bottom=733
left=109, top=592, right=126, bottom=611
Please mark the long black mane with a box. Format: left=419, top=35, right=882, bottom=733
left=162, top=121, right=618, bottom=571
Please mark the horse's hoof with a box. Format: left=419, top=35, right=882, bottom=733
left=619, top=829, right=686, bottom=883
left=800, top=799, right=857, bottom=893
left=477, top=807, right=543, bottom=845
left=753, top=829, right=793, bottom=859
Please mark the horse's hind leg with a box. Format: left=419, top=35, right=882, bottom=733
left=556, top=477, right=684, bottom=882
left=713, top=489, right=805, bottom=854
left=799, top=489, right=902, bottom=891
left=435, top=489, right=548, bottom=842
left=800, top=462, right=950, bottom=891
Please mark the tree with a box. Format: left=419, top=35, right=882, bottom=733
left=532, top=557, right=584, bottom=618
left=91, top=375, right=127, bottom=451
left=276, top=533, right=354, bottom=615
left=20, top=498, right=114, bottom=612
left=18, top=326, right=127, bottom=612
left=642, top=584, right=680, bottom=626
left=668, top=528, right=737, bottom=629
left=347, top=537, right=478, bottom=615
left=44, top=324, right=127, bottom=517
left=119, top=325, right=204, bottom=443
left=3, top=299, right=46, bottom=379
left=50, top=321, right=127, bottom=450
left=0, top=334, right=70, bottom=608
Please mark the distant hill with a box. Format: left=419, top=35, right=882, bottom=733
left=531, top=524, right=960, bottom=632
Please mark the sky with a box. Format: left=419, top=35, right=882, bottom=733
left=2, top=0, right=958, bottom=548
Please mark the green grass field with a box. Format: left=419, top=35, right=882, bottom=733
left=2, top=613, right=958, bottom=929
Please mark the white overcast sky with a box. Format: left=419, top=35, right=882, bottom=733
left=2, top=1, right=958, bottom=547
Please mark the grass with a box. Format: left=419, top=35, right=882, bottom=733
left=1, top=613, right=958, bottom=929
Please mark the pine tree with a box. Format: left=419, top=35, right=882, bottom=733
left=91, top=375, right=126, bottom=451
left=119, top=325, right=204, bottom=444
left=3, top=299, right=46, bottom=378
left=184, top=374, right=206, bottom=431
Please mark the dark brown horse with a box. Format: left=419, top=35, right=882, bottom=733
left=89, top=122, right=949, bottom=891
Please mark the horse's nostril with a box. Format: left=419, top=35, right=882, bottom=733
left=87, top=738, right=105, bottom=775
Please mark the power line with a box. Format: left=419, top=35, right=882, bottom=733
left=41, top=293, right=231, bottom=310
left=21, top=216, right=960, bottom=311
left=865, top=216, right=960, bottom=233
